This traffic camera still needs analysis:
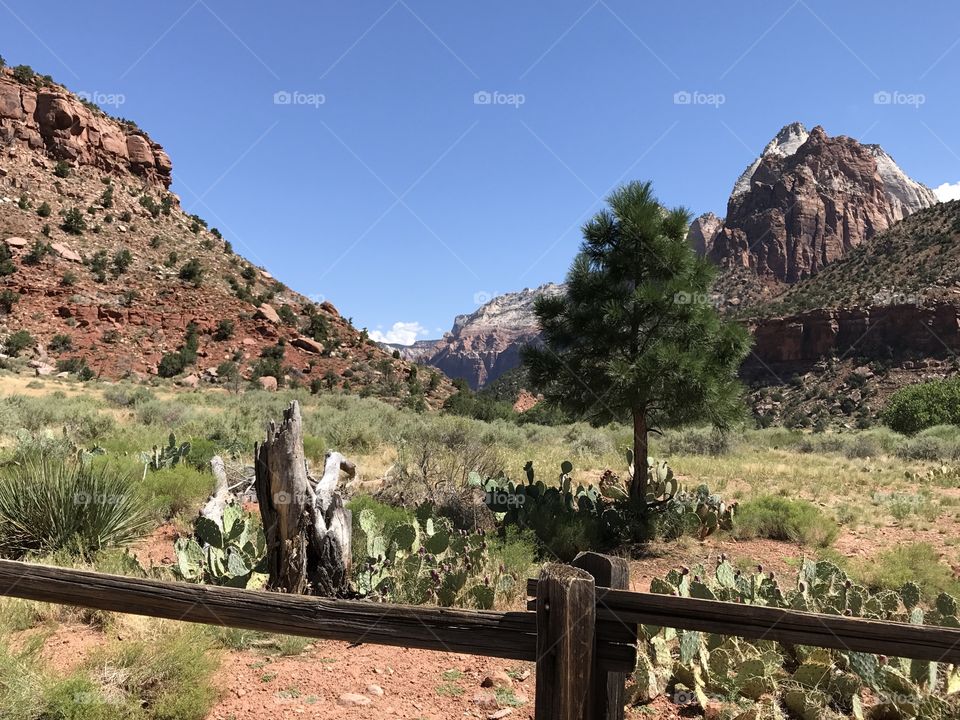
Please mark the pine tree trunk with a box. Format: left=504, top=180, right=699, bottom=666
left=254, top=401, right=355, bottom=596
left=630, top=410, right=648, bottom=505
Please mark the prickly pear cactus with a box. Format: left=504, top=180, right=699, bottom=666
left=640, top=556, right=960, bottom=718
left=351, top=502, right=515, bottom=609
left=173, top=503, right=267, bottom=589
left=141, top=432, right=191, bottom=472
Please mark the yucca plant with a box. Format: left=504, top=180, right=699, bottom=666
left=0, top=456, right=152, bottom=559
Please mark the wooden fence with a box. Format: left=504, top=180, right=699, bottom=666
left=0, top=553, right=957, bottom=719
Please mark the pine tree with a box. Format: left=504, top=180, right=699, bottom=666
left=522, top=181, right=751, bottom=505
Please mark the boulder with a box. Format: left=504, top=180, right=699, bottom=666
left=254, top=303, right=280, bottom=324
left=179, top=374, right=199, bottom=388
left=257, top=375, right=278, bottom=391
left=292, top=336, right=324, bottom=354
left=337, top=693, right=371, bottom=707
left=50, top=242, right=82, bottom=263
left=4, top=236, right=28, bottom=248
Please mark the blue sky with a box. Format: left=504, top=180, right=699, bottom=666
left=2, top=1, right=959, bottom=343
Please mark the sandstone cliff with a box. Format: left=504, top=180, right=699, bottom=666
left=0, top=66, right=451, bottom=405
left=0, top=74, right=171, bottom=189
left=415, top=284, right=563, bottom=389
left=710, top=123, right=938, bottom=283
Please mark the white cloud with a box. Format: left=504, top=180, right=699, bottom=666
left=369, top=321, right=428, bottom=345
left=933, top=181, right=960, bottom=202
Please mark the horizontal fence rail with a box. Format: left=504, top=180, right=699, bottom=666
left=527, top=579, right=960, bottom=664
left=0, top=559, right=634, bottom=670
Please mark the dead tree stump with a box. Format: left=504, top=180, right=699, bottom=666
left=255, top=401, right=356, bottom=596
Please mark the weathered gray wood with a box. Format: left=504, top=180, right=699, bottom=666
left=199, top=455, right=230, bottom=524
left=527, top=581, right=960, bottom=664
left=573, top=552, right=631, bottom=720
left=535, top=564, right=596, bottom=720
left=0, top=559, right=635, bottom=670
left=254, top=401, right=354, bottom=596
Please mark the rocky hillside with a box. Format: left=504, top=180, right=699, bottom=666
left=707, top=122, right=937, bottom=286
left=0, top=65, right=451, bottom=406
left=404, top=284, right=564, bottom=389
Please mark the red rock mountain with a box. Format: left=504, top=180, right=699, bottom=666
left=0, top=66, right=450, bottom=405
left=395, top=284, right=563, bottom=390
left=709, top=123, right=937, bottom=283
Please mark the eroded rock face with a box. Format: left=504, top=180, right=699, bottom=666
left=0, top=73, right=172, bottom=189
left=746, top=302, right=960, bottom=373
left=687, top=212, right=723, bottom=256
left=418, top=284, right=564, bottom=389
left=709, top=123, right=937, bottom=283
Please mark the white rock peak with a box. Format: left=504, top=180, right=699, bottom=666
left=731, top=122, right=810, bottom=199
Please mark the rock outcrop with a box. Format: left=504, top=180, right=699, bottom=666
left=0, top=71, right=172, bottom=189
left=0, top=63, right=453, bottom=406
left=709, top=123, right=938, bottom=283
left=415, top=284, right=564, bottom=389
left=745, top=301, right=960, bottom=374
left=687, top=212, right=723, bottom=256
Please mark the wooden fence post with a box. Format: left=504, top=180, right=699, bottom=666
left=572, top=552, right=632, bottom=720
left=535, top=563, right=596, bottom=720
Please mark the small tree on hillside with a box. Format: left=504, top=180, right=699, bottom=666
left=522, top=181, right=751, bottom=506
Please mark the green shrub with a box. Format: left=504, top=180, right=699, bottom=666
left=53, top=160, right=71, bottom=178
left=0, top=244, right=14, bottom=276
left=4, top=330, right=33, bottom=357
left=85, top=625, right=219, bottom=720
left=102, top=383, right=154, bottom=408
left=23, top=240, right=50, bottom=265
left=733, top=495, right=838, bottom=548
left=112, top=248, right=133, bottom=276
left=48, top=333, right=73, bottom=353
left=213, top=319, right=234, bottom=341
left=62, top=207, right=86, bottom=234
left=157, top=352, right=187, bottom=378
left=143, top=465, right=212, bottom=518
left=178, top=258, right=203, bottom=285
left=662, top=426, right=737, bottom=456
left=882, top=377, right=960, bottom=433
left=0, top=289, right=18, bottom=314
left=856, top=542, right=960, bottom=599
left=0, top=457, right=151, bottom=559
left=55, top=357, right=94, bottom=380
left=11, top=64, right=35, bottom=83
